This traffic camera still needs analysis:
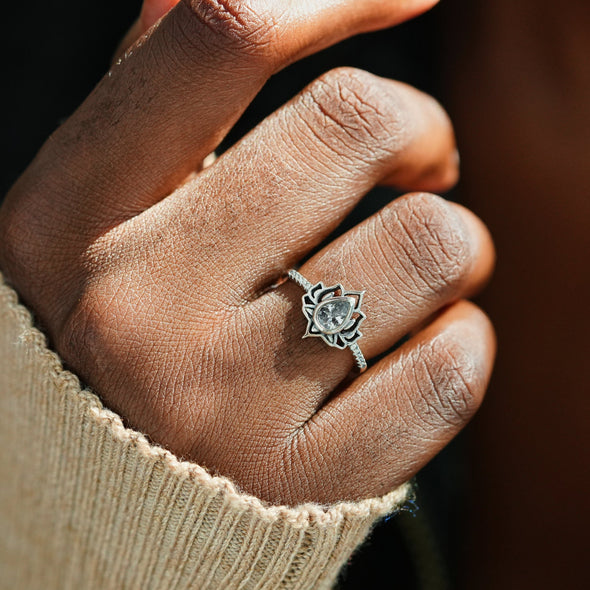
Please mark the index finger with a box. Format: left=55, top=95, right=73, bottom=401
left=13, top=0, right=439, bottom=232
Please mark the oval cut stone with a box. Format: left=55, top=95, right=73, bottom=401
left=314, top=297, right=354, bottom=334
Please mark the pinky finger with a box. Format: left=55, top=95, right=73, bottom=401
left=290, top=300, right=495, bottom=505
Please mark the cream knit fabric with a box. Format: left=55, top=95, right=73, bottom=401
left=0, top=274, right=411, bottom=590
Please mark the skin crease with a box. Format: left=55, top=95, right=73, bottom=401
left=0, top=0, right=497, bottom=507
left=443, top=0, right=590, bottom=586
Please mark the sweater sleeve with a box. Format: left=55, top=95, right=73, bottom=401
left=0, top=274, right=411, bottom=590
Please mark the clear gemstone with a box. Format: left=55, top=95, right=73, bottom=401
left=315, top=298, right=354, bottom=333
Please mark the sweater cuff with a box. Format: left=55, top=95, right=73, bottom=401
left=0, top=275, right=412, bottom=590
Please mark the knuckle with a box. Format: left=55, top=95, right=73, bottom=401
left=303, top=67, right=407, bottom=159
left=381, top=193, right=472, bottom=297
left=55, top=266, right=224, bottom=384
left=0, top=195, right=69, bottom=306
left=56, top=283, right=119, bottom=371
left=409, top=335, right=483, bottom=429
left=181, top=0, right=278, bottom=59
left=55, top=273, right=144, bottom=378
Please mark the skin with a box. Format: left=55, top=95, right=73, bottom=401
left=443, top=0, right=590, bottom=586
left=0, top=0, right=496, bottom=506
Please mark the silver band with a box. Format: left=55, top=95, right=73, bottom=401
left=287, top=269, right=367, bottom=372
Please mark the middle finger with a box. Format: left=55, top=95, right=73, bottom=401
left=156, top=68, right=458, bottom=304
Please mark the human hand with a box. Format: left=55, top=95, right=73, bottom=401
left=0, top=0, right=495, bottom=506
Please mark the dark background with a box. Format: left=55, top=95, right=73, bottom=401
left=1, top=2, right=466, bottom=588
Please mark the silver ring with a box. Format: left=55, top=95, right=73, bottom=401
left=287, top=269, right=367, bottom=372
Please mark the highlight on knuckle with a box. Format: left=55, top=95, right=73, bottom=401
left=408, top=335, right=482, bottom=429
left=303, top=67, right=407, bottom=160
left=55, top=277, right=137, bottom=376
left=57, top=292, right=105, bottom=367
left=383, top=193, right=472, bottom=297
left=181, top=0, right=277, bottom=58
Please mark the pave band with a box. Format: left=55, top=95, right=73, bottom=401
left=287, top=269, right=367, bottom=372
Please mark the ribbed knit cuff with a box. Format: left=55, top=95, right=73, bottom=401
left=0, top=275, right=412, bottom=590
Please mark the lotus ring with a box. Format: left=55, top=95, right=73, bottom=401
left=287, top=269, right=367, bottom=372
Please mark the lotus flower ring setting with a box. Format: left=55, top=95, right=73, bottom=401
left=287, top=269, right=367, bottom=372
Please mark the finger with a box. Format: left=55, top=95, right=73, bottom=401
left=20, top=0, right=440, bottom=227
left=285, top=300, right=495, bottom=505
left=296, top=193, right=494, bottom=360
left=158, top=68, right=457, bottom=301
left=250, top=193, right=493, bottom=390
left=453, top=203, right=496, bottom=298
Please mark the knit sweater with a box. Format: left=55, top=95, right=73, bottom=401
left=0, top=273, right=411, bottom=590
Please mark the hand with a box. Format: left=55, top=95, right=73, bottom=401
left=0, top=0, right=495, bottom=506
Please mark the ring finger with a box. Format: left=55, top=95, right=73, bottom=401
left=250, top=192, right=494, bottom=390
left=151, top=67, right=459, bottom=307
